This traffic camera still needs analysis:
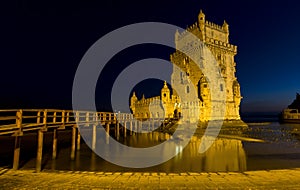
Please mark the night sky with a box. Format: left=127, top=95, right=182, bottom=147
left=3, top=0, right=300, bottom=113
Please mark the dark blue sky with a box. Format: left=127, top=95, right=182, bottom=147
left=3, top=0, right=300, bottom=113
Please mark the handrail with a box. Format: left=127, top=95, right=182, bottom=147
left=1, top=109, right=166, bottom=172
left=0, top=109, right=162, bottom=136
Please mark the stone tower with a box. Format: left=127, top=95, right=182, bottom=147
left=130, top=10, right=245, bottom=126
left=170, top=10, right=242, bottom=122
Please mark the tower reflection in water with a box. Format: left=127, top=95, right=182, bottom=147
left=47, top=131, right=247, bottom=172
left=120, top=132, right=247, bottom=172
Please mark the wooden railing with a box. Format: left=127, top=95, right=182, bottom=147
left=0, top=109, right=166, bottom=172
left=0, top=109, right=134, bottom=136
left=0, top=109, right=135, bottom=172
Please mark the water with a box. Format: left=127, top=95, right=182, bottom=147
left=1, top=120, right=300, bottom=172
left=241, top=112, right=280, bottom=123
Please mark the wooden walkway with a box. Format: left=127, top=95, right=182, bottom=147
left=0, top=109, right=164, bottom=172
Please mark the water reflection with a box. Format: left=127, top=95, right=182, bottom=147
left=45, top=132, right=247, bottom=172
left=198, top=137, right=246, bottom=172
left=9, top=122, right=300, bottom=172
left=103, top=132, right=247, bottom=172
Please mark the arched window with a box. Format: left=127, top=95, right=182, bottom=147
left=186, top=86, right=190, bottom=93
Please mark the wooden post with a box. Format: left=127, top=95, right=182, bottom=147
left=52, top=129, right=57, bottom=159
left=114, top=113, right=117, bottom=137
left=13, top=110, right=23, bottom=170
left=92, top=112, right=98, bottom=150
left=13, top=136, right=21, bottom=170
left=85, top=112, right=90, bottom=126
left=123, top=121, right=127, bottom=138
left=37, top=111, right=41, bottom=124
left=92, top=124, right=96, bottom=150
left=90, top=152, right=96, bottom=171
left=135, top=120, right=138, bottom=134
left=36, top=130, right=44, bottom=172
left=52, top=112, right=57, bottom=158
left=66, top=112, right=70, bottom=123
left=71, top=126, right=76, bottom=160
left=36, top=110, right=47, bottom=172
left=75, top=111, right=80, bottom=151
left=130, top=121, right=133, bottom=135
left=43, top=110, right=47, bottom=126
left=53, top=112, right=57, bottom=123
left=106, top=123, right=110, bottom=144
left=77, top=130, right=81, bottom=151
left=116, top=122, right=120, bottom=140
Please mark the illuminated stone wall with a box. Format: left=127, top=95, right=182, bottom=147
left=131, top=10, right=243, bottom=122
left=130, top=81, right=180, bottom=119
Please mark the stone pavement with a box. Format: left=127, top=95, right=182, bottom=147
left=1, top=168, right=300, bottom=189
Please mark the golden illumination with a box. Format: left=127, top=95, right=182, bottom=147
left=130, top=10, right=244, bottom=124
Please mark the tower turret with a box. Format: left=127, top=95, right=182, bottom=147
left=198, top=9, right=206, bottom=41
left=130, top=92, right=138, bottom=113
left=222, top=20, right=229, bottom=43
left=222, top=20, right=229, bottom=32
left=161, top=81, right=170, bottom=103
left=198, top=9, right=205, bottom=27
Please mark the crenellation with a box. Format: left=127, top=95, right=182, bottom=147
left=204, top=38, right=237, bottom=54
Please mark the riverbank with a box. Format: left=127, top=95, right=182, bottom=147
left=1, top=167, right=300, bottom=189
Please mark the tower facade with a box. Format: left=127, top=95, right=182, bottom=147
left=130, top=10, right=243, bottom=124
left=130, top=81, right=180, bottom=119
left=171, top=10, right=242, bottom=122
